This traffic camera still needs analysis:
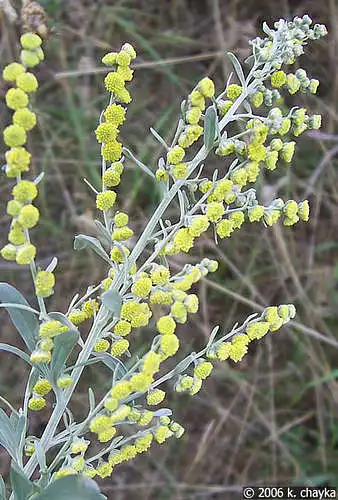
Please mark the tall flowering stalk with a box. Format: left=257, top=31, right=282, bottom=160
left=0, top=15, right=326, bottom=497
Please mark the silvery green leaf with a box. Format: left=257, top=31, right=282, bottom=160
left=34, top=440, right=47, bottom=471
left=92, top=352, right=127, bottom=380
left=123, top=148, right=155, bottom=179
left=88, top=388, right=95, bottom=412
left=243, top=100, right=252, bottom=114
left=0, top=475, right=6, bottom=500
left=150, top=128, right=169, bottom=150
left=0, top=283, right=39, bottom=352
left=46, top=257, right=58, bottom=273
left=50, top=330, right=79, bottom=383
left=173, top=354, right=195, bottom=374
left=0, top=409, right=18, bottom=459
left=0, top=343, right=31, bottom=365
left=203, top=106, right=218, bottom=152
left=262, top=21, right=274, bottom=37
left=33, top=476, right=106, bottom=500
left=152, top=408, right=172, bottom=417
left=227, top=52, right=246, bottom=87
left=94, top=220, right=112, bottom=249
left=74, top=235, right=111, bottom=264
left=34, top=171, right=44, bottom=185
left=10, top=464, right=34, bottom=500
left=101, top=289, right=122, bottom=315
left=206, top=326, right=220, bottom=349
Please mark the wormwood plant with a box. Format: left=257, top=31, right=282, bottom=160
left=0, top=14, right=327, bottom=499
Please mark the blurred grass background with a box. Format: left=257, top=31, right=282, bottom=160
left=1, top=0, right=338, bottom=498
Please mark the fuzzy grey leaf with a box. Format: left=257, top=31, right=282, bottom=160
left=50, top=330, right=79, bottom=383
left=101, top=289, right=122, bottom=316
left=34, top=476, right=106, bottom=500
left=227, top=52, right=246, bottom=87
left=203, top=106, right=218, bottom=152
left=10, top=464, right=34, bottom=500
left=0, top=283, right=38, bottom=352
left=74, top=235, right=110, bottom=264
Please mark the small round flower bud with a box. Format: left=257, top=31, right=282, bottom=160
left=226, top=84, right=242, bottom=100
left=3, top=124, right=27, bottom=147
left=101, top=140, right=123, bottom=161
left=197, top=77, right=215, bottom=98
left=194, top=361, right=213, bottom=380
left=157, top=315, right=176, bottom=335
left=57, top=375, right=73, bottom=389
left=16, top=244, right=36, bottom=265
left=16, top=72, right=38, bottom=92
left=28, top=397, right=46, bottom=411
left=30, top=350, right=51, bottom=364
left=96, top=191, right=116, bottom=211
left=94, top=339, right=110, bottom=352
left=147, top=389, right=165, bottom=406
left=13, top=108, right=37, bottom=131
left=33, top=379, right=52, bottom=396
left=1, top=244, right=17, bottom=261
left=20, top=33, right=42, bottom=50
left=114, top=212, right=129, bottom=227
left=111, top=339, right=129, bottom=356
left=5, top=88, right=28, bottom=110
left=3, top=63, right=25, bottom=82
left=216, top=219, right=234, bottom=238
left=18, top=204, right=39, bottom=229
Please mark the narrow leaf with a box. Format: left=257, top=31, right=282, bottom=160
left=94, top=220, right=112, bottom=249
left=0, top=283, right=39, bottom=352
left=34, top=475, right=106, bottom=500
left=48, top=312, right=77, bottom=332
left=0, top=409, right=17, bottom=459
left=123, top=147, right=155, bottom=179
left=74, top=235, right=110, bottom=264
left=0, top=343, right=31, bottom=365
left=227, top=52, right=246, bottom=87
left=203, top=106, right=218, bottom=152
left=46, top=257, right=58, bottom=273
left=10, top=464, right=34, bottom=500
left=100, top=289, right=122, bottom=315
left=50, top=331, right=79, bottom=382
left=92, top=352, right=127, bottom=377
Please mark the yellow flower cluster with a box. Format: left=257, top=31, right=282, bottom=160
left=28, top=378, right=52, bottom=412
left=207, top=304, right=296, bottom=363
left=158, top=77, right=215, bottom=181
left=68, top=299, right=100, bottom=326
left=95, top=43, right=136, bottom=227
left=1, top=33, right=43, bottom=266
left=30, top=320, right=68, bottom=366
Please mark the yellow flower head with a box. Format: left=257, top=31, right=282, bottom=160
left=104, top=104, right=126, bottom=126
left=157, top=315, right=176, bottom=335
left=159, top=334, right=179, bottom=359
left=194, top=361, right=213, bottom=380
left=216, top=219, right=234, bottom=239
left=16, top=72, right=38, bottom=92
left=94, top=339, right=110, bottom=352
left=35, top=270, right=55, bottom=297
left=30, top=350, right=51, bottom=364
left=3, top=124, right=27, bottom=147
left=1, top=244, right=17, bottom=261
left=3, top=62, right=25, bottom=82
left=5, top=88, right=29, bottom=110
left=39, top=320, right=67, bottom=338
left=57, top=375, right=73, bottom=389
left=111, top=339, right=129, bottom=356
left=95, top=123, right=118, bottom=143
left=167, top=146, right=185, bottom=165
left=271, top=70, right=287, bottom=88
left=110, top=380, right=132, bottom=401
left=33, top=379, right=52, bottom=396
left=18, top=204, right=39, bottom=229
left=13, top=108, right=37, bottom=131
left=16, top=244, right=36, bottom=265
left=226, top=84, right=242, bottom=100
left=197, top=77, right=215, bottom=98
left=28, top=396, right=46, bottom=411
left=113, top=320, right=132, bottom=336
left=96, top=191, right=116, bottom=211
left=101, top=140, right=123, bottom=162
left=20, top=33, right=42, bottom=50
left=147, top=389, right=165, bottom=406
